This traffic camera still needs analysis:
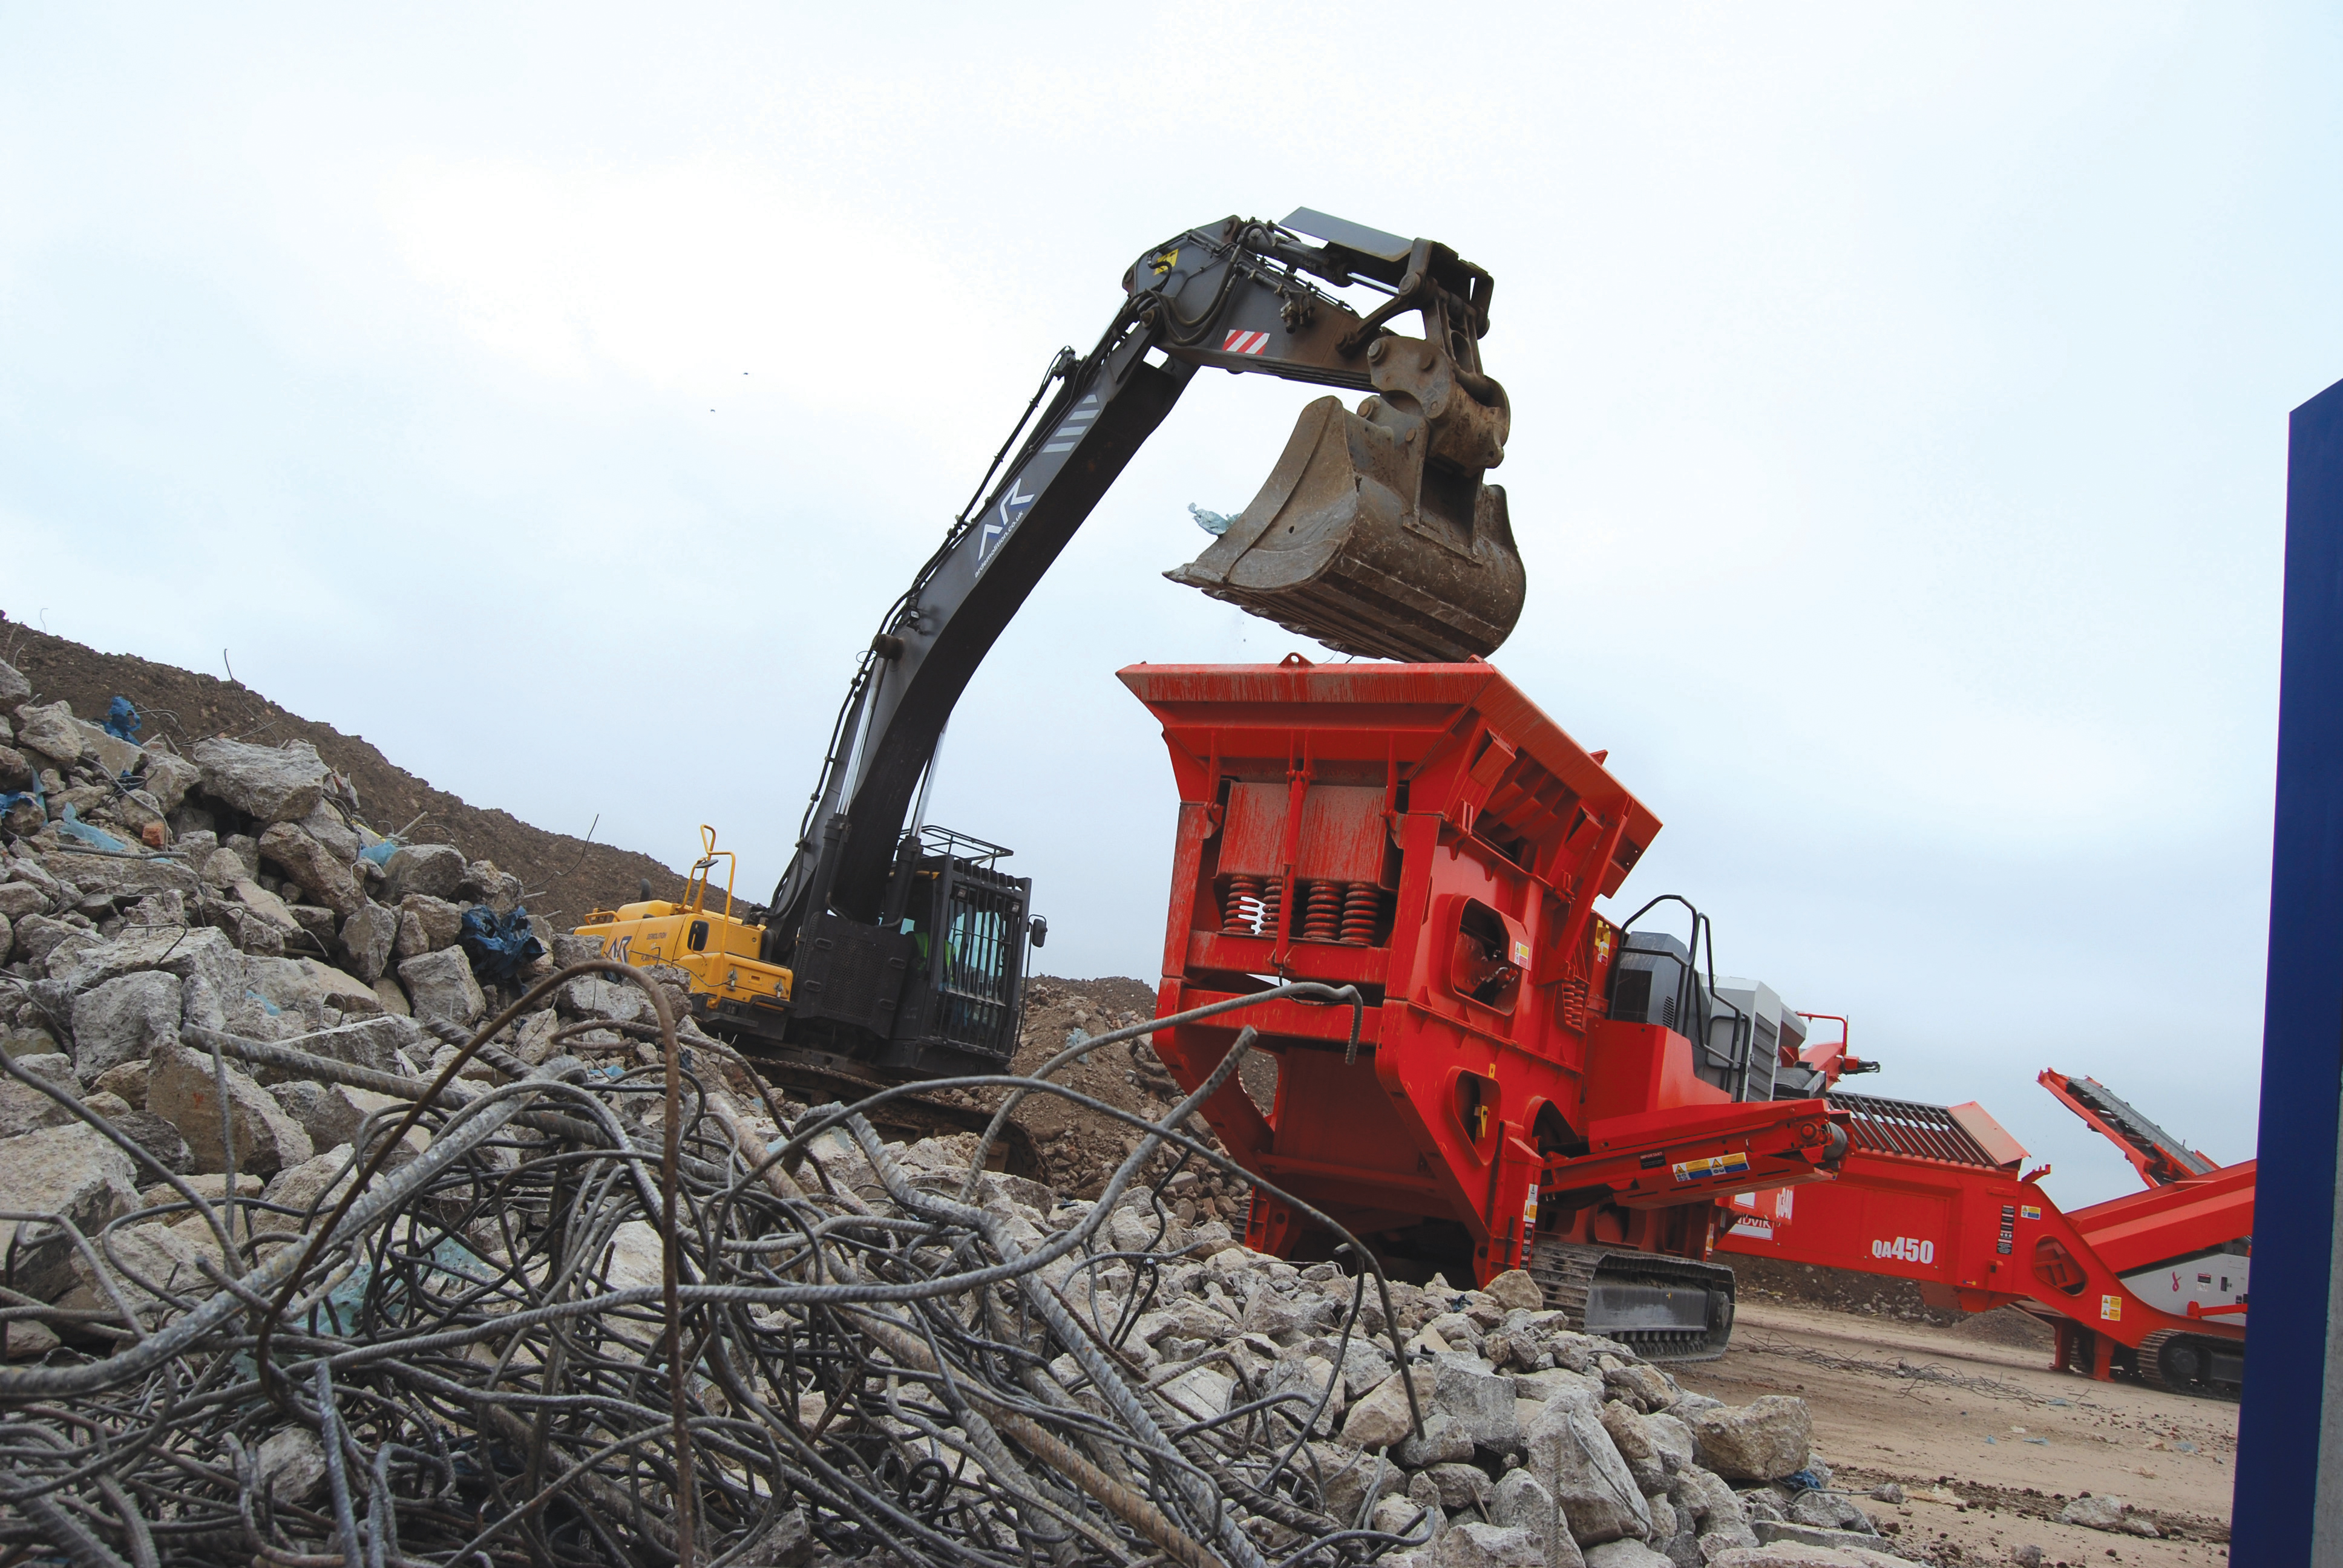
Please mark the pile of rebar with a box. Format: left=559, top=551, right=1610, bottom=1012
left=0, top=964, right=1424, bottom=1568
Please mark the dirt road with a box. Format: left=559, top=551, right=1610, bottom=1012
left=1675, top=1301, right=2235, bottom=1566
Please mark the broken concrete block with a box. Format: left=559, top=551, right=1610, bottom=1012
left=146, top=1040, right=315, bottom=1176
left=191, top=737, right=330, bottom=823
left=393, top=893, right=465, bottom=959
left=399, top=947, right=484, bottom=1027
left=14, top=702, right=85, bottom=766
left=339, top=900, right=396, bottom=982
left=68, top=970, right=182, bottom=1083
left=142, top=751, right=201, bottom=813
left=0, top=1122, right=142, bottom=1301
left=383, top=843, right=466, bottom=903
left=1434, top=1522, right=1544, bottom=1568
left=1525, top=1382, right=1652, bottom=1546
left=1684, top=1396, right=1812, bottom=1483
left=1340, top=1365, right=1435, bottom=1451
left=1434, top=1355, right=1521, bottom=1452
left=258, top=822, right=359, bottom=918
left=297, top=800, right=361, bottom=863
left=0, top=1052, right=78, bottom=1137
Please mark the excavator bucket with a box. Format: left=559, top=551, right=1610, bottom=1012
left=1167, top=393, right=1526, bottom=661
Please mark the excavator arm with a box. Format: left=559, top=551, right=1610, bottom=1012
left=766, top=211, right=1528, bottom=1015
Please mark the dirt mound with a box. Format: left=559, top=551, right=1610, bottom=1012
left=1728, top=1253, right=2054, bottom=1349
left=0, top=619, right=700, bottom=923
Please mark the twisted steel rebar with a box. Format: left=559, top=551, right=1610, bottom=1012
left=0, top=965, right=1426, bottom=1568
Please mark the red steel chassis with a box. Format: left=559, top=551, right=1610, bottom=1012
left=1715, top=1077, right=2252, bottom=1382
left=1121, top=659, right=1850, bottom=1288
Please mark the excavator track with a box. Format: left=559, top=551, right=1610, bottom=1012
left=1529, top=1241, right=1737, bottom=1363
left=723, top=1041, right=1043, bottom=1180
left=2137, top=1328, right=2246, bottom=1400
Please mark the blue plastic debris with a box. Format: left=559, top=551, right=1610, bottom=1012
left=359, top=839, right=399, bottom=867
left=56, top=806, right=131, bottom=854
left=460, top=903, right=545, bottom=982
left=1188, top=502, right=1233, bottom=536
left=1781, top=1469, right=1825, bottom=1493
left=103, top=696, right=141, bottom=741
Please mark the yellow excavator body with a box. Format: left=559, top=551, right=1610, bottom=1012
left=574, top=827, right=795, bottom=1039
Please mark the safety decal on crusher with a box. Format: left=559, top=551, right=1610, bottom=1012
left=1673, top=1151, right=1751, bottom=1183
left=1222, top=329, right=1271, bottom=355
left=2100, top=1295, right=2123, bottom=1322
left=2020, top=1204, right=2042, bottom=1220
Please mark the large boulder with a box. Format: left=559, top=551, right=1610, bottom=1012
left=191, top=737, right=330, bottom=823
left=68, top=971, right=182, bottom=1082
left=146, top=1040, right=314, bottom=1175
left=257, top=822, right=360, bottom=918
left=0, top=660, right=28, bottom=704
left=0, top=1122, right=142, bottom=1300
left=399, top=947, right=485, bottom=1027
left=1685, top=1397, right=1812, bottom=1482
left=382, top=844, right=466, bottom=903
left=1524, top=1382, right=1652, bottom=1546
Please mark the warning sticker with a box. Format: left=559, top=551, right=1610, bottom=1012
left=2020, top=1205, right=2042, bottom=1220
left=2100, top=1295, right=2123, bottom=1322
left=1672, top=1151, right=1752, bottom=1184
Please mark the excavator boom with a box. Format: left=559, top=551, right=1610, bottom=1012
left=747, top=209, right=1530, bottom=1076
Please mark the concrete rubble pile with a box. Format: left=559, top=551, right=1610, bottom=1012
left=0, top=663, right=1921, bottom=1567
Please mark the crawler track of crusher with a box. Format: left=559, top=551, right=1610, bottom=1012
left=2135, top=1328, right=2246, bottom=1400
left=1529, top=1241, right=1737, bottom=1362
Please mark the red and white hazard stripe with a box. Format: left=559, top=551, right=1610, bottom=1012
left=1221, top=329, right=1271, bottom=356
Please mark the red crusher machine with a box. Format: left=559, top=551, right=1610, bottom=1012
left=1121, top=658, right=1856, bottom=1362
left=1715, top=1062, right=2252, bottom=1394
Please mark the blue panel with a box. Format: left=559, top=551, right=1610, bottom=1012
left=2232, top=374, right=2343, bottom=1561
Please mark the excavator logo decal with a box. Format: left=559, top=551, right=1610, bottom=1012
left=1222, top=329, right=1270, bottom=356
left=981, top=478, right=1037, bottom=564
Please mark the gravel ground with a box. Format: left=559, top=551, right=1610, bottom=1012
left=1678, top=1299, right=2236, bottom=1566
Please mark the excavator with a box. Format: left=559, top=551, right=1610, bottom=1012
left=578, top=206, right=1525, bottom=1108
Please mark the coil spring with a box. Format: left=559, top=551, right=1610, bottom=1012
left=1222, top=875, right=1263, bottom=935
left=1300, top=881, right=1343, bottom=942
left=1258, top=879, right=1282, bottom=938
left=1339, top=881, right=1382, bottom=946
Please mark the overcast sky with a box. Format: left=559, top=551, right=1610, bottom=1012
left=4, top=4, right=2338, bottom=1209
